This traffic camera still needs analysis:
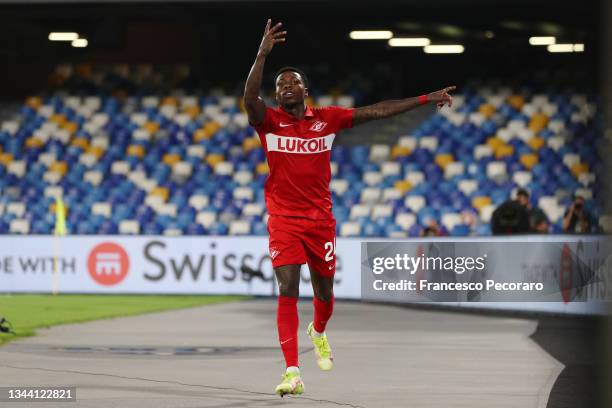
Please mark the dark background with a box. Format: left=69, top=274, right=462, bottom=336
left=0, top=0, right=603, bottom=99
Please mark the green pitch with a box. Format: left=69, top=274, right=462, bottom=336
left=0, top=294, right=247, bottom=345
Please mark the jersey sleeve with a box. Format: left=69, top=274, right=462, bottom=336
left=252, top=106, right=276, bottom=134
left=324, top=106, right=354, bottom=131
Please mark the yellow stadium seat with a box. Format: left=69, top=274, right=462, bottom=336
left=256, top=162, right=270, bottom=175
left=62, top=121, right=79, bottom=134
left=50, top=114, right=67, bottom=126
left=520, top=153, right=539, bottom=170
left=49, top=202, right=69, bottom=215
left=243, top=137, right=261, bottom=152
left=571, top=163, right=589, bottom=177
left=50, top=161, right=68, bottom=176
left=527, top=136, right=545, bottom=150
left=161, top=97, right=178, bottom=106
left=150, top=187, right=169, bottom=202
left=71, top=137, right=89, bottom=150
left=184, top=105, right=200, bottom=118
left=394, top=180, right=412, bottom=194
left=126, top=145, right=145, bottom=158
left=435, top=153, right=454, bottom=169
left=206, top=154, right=225, bottom=167
left=25, top=97, right=42, bottom=109
left=472, top=196, right=492, bottom=210
left=478, top=103, right=496, bottom=118
left=507, top=95, right=525, bottom=110
left=486, top=137, right=504, bottom=150
left=162, top=153, right=181, bottom=166
left=495, top=144, right=514, bottom=159
left=0, top=153, right=13, bottom=166
left=87, top=146, right=105, bottom=159
left=391, top=146, right=411, bottom=159
left=143, top=121, right=160, bottom=134
left=528, top=113, right=549, bottom=133
left=203, top=121, right=221, bottom=138
left=193, top=129, right=209, bottom=142
left=25, top=137, right=44, bottom=149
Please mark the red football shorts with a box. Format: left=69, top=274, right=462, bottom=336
left=267, top=215, right=336, bottom=277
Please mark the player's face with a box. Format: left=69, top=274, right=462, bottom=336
left=275, top=72, right=308, bottom=107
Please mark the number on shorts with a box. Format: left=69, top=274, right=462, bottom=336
left=324, top=238, right=336, bottom=262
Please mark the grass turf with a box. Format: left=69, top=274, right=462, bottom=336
left=0, top=294, right=246, bottom=345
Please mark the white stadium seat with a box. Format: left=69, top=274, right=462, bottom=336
left=486, top=161, right=507, bottom=180
left=369, top=144, right=390, bottom=163
left=340, top=222, right=361, bottom=237
left=474, top=145, right=493, bottom=160
left=397, top=136, right=417, bottom=150
left=444, top=162, right=464, bottom=179
left=7, top=202, right=26, bottom=217
left=512, top=171, right=532, bottom=188
left=371, top=204, right=393, bottom=219
left=349, top=204, right=371, bottom=219
left=479, top=204, right=496, bottom=223
left=363, top=171, right=383, bottom=187
left=196, top=211, right=217, bottom=228
left=92, top=202, right=112, bottom=218
left=405, top=196, right=425, bottom=213
left=243, top=203, right=264, bottom=217
left=229, top=220, right=251, bottom=235
left=233, top=170, right=253, bottom=186
left=382, top=188, right=402, bottom=202
left=10, top=219, right=30, bottom=234
left=395, top=212, right=416, bottom=230
left=233, top=187, right=254, bottom=201
left=419, top=136, right=438, bottom=152
left=458, top=179, right=478, bottom=196
left=330, top=179, right=349, bottom=196
left=381, top=162, right=401, bottom=176
left=111, top=161, right=130, bottom=175
left=214, top=161, right=234, bottom=176
left=188, top=194, right=209, bottom=211
left=360, top=188, right=381, bottom=204
left=119, top=220, right=141, bottom=235
left=405, top=171, right=424, bottom=186
left=441, top=213, right=462, bottom=231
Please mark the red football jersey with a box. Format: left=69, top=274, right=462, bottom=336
left=253, top=105, right=354, bottom=220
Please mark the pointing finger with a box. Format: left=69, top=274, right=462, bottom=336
left=264, top=19, right=271, bottom=34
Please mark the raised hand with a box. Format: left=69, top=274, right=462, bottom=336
left=427, top=86, right=456, bottom=109
left=258, top=19, right=287, bottom=57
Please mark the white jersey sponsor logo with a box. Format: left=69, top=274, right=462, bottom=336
left=309, top=121, right=328, bottom=132
left=266, top=133, right=335, bottom=154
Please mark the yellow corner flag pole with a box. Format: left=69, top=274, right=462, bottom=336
left=52, top=196, right=67, bottom=295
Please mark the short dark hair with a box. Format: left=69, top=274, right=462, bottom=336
left=517, top=188, right=529, bottom=197
left=275, top=66, right=309, bottom=88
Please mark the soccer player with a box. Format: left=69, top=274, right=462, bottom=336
left=243, top=19, right=455, bottom=396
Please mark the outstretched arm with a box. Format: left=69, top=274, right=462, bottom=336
left=352, top=86, right=456, bottom=126
left=243, top=19, right=287, bottom=126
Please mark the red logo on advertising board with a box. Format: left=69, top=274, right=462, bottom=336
left=559, top=244, right=572, bottom=303
left=88, top=242, right=129, bottom=286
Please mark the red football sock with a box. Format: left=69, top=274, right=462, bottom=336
left=313, top=295, right=334, bottom=333
left=277, top=295, right=299, bottom=368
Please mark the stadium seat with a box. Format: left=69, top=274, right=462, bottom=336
left=340, top=221, right=361, bottom=237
